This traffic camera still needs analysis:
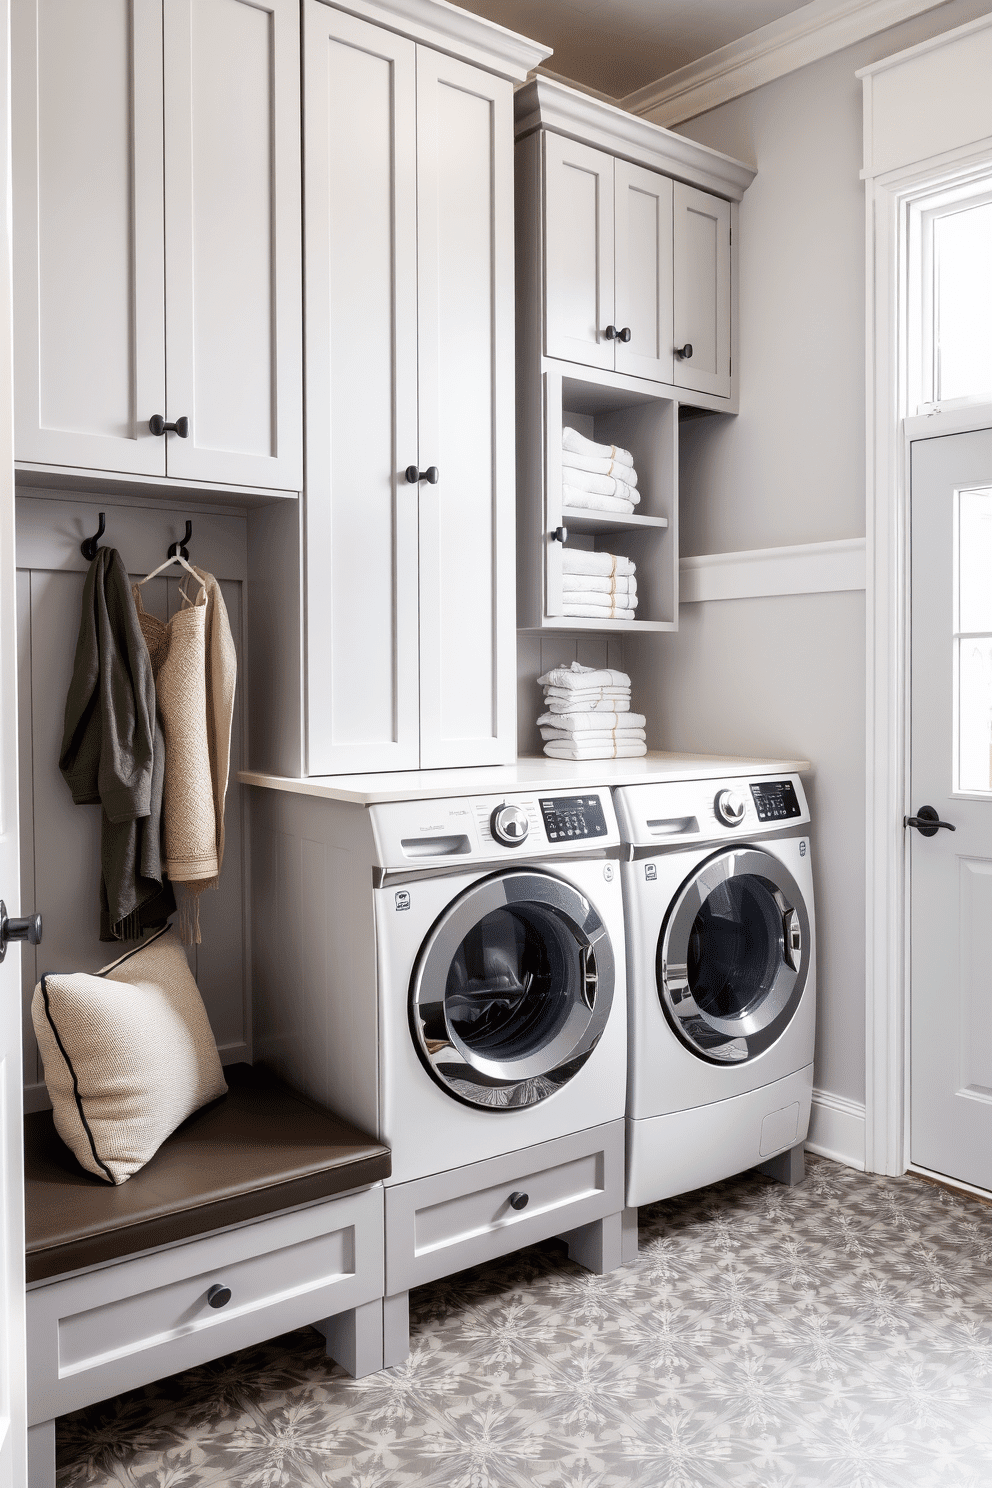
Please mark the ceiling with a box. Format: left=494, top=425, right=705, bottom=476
left=460, top=0, right=815, bottom=98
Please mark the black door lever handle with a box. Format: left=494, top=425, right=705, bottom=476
left=905, top=805, right=956, bottom=837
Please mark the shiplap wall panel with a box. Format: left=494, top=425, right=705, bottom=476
left=16, top=495, right=249, bottom=1111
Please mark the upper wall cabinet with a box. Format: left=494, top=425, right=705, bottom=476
left=13, top=0, right=303, bottom=497
left=516, top=77, right=754, bottom=412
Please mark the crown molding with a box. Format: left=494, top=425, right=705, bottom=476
left=335, top=0, right=551, bottom=81
left=621, top=0, right=952, bottom=127
left=514, top=76, right=756, bottom=201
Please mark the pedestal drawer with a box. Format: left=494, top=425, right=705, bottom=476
left=386, top=1120, right=623, bottom=1292
left=28, top=1185, right=383, bottom=1423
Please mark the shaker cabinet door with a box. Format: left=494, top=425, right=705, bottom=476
left=13, top=0, right=166, bottom=476
left=543, top=133, right=615, bottom=372
left=416, top=47, right=515, bottom=768
left=673, top=181, right=731, bottom=399
left=303, top=0, right=420, bottom=774
left=614, top=159, right=674, bottom=384
left=163, top=0, right=302, bottom=491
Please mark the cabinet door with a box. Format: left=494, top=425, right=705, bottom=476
left=614, top=160, right=674, bottom=384
left=13, top=0, right=166, bottom=476
left=416, top=48, right=516, bottom=768
left=303, top=1, right=420, bottom=775
left=163, top=0, right=302, bottom=491
left=673, top=182, right=731, bottom=399
left=543, top=133, right=615, bottom=372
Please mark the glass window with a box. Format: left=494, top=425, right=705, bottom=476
left=956, top=485, right=992, bottom=794
left=933, top=201, right=992, bottom=404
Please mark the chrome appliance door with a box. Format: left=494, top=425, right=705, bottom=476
left=657, top=848, right=810, bottom=1063
left=411, top=870, right=615, bottom=1108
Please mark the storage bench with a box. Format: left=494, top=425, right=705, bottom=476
left=24, top=1064, right=391, bottom=1488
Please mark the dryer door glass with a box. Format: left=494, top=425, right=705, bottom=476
left=657, top=847, right=810, bottom=1063
left=411, top=870, right=615, bottom=1108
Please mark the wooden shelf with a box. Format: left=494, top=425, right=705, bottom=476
left=521, top=615, right=674, bottom=633
left=561, top=507, right=669, bottom=536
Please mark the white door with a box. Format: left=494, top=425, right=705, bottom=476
left=543, top=133, right=615, bottom=372
left=910, top=426, right=992, bottom=1189
left=0, top=0, right=28, bottom=1477
left=416, top=46, right=515, bottom=768
left=12, top=0, right=166, bottom=476
left=303, top=0, right=420, bottom=774
left=163, top=0, right=302, bottom=491
left=672, top=181, right=731, bottom=399
left=614, top=159, right=673, bottom=384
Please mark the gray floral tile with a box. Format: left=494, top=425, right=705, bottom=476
left=55, top=1157, right=992, bottom=1487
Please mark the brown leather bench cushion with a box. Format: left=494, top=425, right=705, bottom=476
left=25, top=1064, right=390, bottom=1284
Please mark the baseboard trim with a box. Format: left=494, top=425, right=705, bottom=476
left=806, top=1086, right=866, bottom=1170
left=680, top=537, right=866, bottom=604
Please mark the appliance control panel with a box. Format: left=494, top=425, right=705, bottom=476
left=540, top=794, right=609, bottom=843
left=750, top=779, right=803, bottom=822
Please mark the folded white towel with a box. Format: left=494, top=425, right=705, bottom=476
left=538, top=711, right=646, bottom=732
left=562, top=487, right=635, bottom=514
left=544, top=738, right=647, bottom=760
left=562, top=449, right=638, bottom=487
left=561, top=550, right=635, bottom=578
left=541, top=727, right=647, bottom=744
left=544, top=696, right=631, bottom=714
left=538, top=663, right=631, bottom=690
left=560, top=468, right=640, bottom=503
left=562, top=574, right=636, bottom=595
left=543, top=688, right=631, bottom=707
left=564, top=590, right=637, bottom=611
left=562, top=426, right=634, bottom=468
left=562, top=604, right=639, bottom=619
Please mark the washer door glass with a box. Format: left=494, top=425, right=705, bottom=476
left=411, top=870, right=615, bottom=1109
left=657, top=847, right=810, bottom=1064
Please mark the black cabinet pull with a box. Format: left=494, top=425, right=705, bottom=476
left=617, top=326, right=631, bottom=342
left=676, top=343, right=693, bottom=360
left=905, top=805, right=956, bottom=838
left=206, top=1283, right=232, bottom=1308
left=149, top=414, right=190, bottom=438
left=605, top=324, right=617, bottom=340
left=405, top=465, right=439, bottom=485
left=0, top=900, right=42, bottom=963
left=552, top=526, right=568, bottom=544
left=508, top=1191, right=529, bottom=1211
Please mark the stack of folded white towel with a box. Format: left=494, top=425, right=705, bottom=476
left=562, top=547, right=637, bottom=620
left=562, top=426, right=640, bottom=516
left=536, top=661, right=647, bottom=760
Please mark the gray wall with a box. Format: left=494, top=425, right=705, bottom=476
left=627, top=0, right=992, bottom=1114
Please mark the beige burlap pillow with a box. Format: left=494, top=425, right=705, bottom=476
left=31, top=925, right=228, bottom=1184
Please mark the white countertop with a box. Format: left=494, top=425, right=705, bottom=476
left=237, top=752, right=811, bottom=807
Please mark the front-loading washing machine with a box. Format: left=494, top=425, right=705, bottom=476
left=613, top=772, right=815, bottom=1222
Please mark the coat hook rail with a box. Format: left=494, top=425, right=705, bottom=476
left=80, top=512, right=106, bottom=561
left=168, top=521, right=193, bottom=561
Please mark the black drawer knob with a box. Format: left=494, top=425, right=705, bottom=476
left=405, top=465, right=439, bottom=485
left=617, top=326, right=631, bottom=342
left=149, top=414, right=190, bottom=438
left=676, top=343, right=693, bottom=360
left=552, top=526, right=568, bottom=544
left=206, top=1283, right=232, bottom=1309
left=508, top=1191, right=529, bottom=1211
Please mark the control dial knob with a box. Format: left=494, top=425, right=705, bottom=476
left=490, top=802, right=529, bottom=848
left=715, top=788, right=746, bottom=827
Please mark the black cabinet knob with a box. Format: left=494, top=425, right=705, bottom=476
left=605, top=324, right=617, bottom=340
left=617, top=326, right=631, bottom=343
left=552, top=526, right=568, bottom=543
left=149, top=415, right=190, bottom=438
left=206, top=1283, right=232, bottom=1309
left=508, top=1191, right=529, bottom=1211
left=0, top=901, right=42, bottom=963
left=676, top=343, right=693, bottom=360
left=405, top=465, right=439, bottom=485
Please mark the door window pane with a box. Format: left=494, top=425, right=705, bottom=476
left=956, top=486, right=992, bottom=793
left=935, top=202, right=992, bottom=403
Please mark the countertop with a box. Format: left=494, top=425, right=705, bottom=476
left=238, top=752, right=811, bottom=807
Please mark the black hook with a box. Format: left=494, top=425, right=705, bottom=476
left=80, top=512, right=106, bottom=561
left=168, top=521, right=193, bottom=561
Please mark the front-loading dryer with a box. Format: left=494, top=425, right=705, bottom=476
left=614, top=772, right=815, bottom=1213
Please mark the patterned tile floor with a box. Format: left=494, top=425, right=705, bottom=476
left=55, top=1156, right=992, bottom=1487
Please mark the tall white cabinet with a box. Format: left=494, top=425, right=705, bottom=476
left=13, top=0, right=303, bottom=496
left=303, top=0, right=545, bottom=774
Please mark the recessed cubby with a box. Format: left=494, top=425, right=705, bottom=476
left=516, top=363, right=678, bottom=631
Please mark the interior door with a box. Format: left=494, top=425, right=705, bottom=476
left=614, top=159, right=673, bottom=383
left=0, top=0, right=28, bottom=1475
left=910, top=426, right=992, bottom=1189
left=542, top=132, right=615, bottom=371
left=672, top=181, right=731, bottom=399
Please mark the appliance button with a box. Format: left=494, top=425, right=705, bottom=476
left=715, top=788, right=746, bottom=827
left=490, top=802, right=529, bottom=847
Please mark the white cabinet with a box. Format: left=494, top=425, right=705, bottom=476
left=673, top=182, right=732, bottom=400
left=304, top=0, right=532, bottom=775
left=13, top=0, right=302, bottom=495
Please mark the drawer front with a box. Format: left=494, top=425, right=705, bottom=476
left=386, top=1121, right=623, bottom=1293
left=28, top=1187, right=383, bottom=1423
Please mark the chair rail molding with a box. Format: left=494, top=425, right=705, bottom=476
left=679, top=537, right=866, bottom=604
left=622, top=0, right=950, bottom=128
left=861, top=12, right=992, bottom=1178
